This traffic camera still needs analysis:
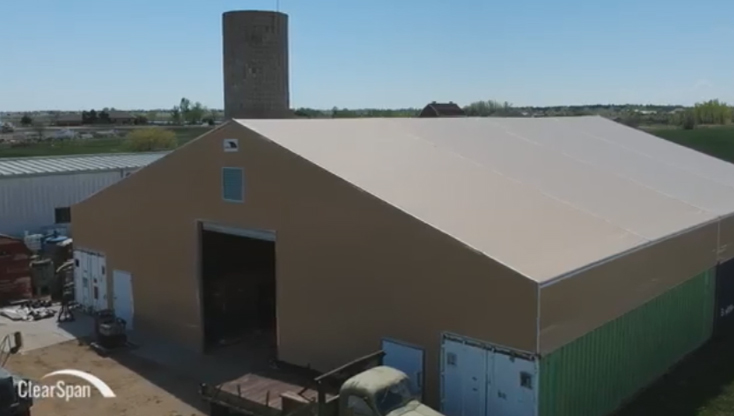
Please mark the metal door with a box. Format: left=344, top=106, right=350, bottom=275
left=441, top=336, right=490, bottom=416
left=488, top=352, right=537, bottom=416
left=73, top=250, right=92, bottom=308
left=715, top=259, right=734, bottom=335
left=92, top=254, right=108, bottom=311
left=381, top=339, right=425, bottom=399
left=112, top=270, right=134, bottom=330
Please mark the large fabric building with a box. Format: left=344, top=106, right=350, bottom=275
left=71, top=117, right=734, bottom=416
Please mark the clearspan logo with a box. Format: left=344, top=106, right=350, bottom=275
left=17, top=370, right=116, bottom=401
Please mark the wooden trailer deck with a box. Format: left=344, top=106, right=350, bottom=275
left=200, top=351, right=386, bottom=416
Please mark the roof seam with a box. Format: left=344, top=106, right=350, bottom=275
left=397, top=118, right=651, bottom=242
left=481, top=117, right=712, bottom=217
left=555, top=118, right=733, bottom=210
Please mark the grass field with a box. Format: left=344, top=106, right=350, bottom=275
left=644, top=125, right=734, bottom=163
left=616, top=334, right=734, bottom=416
left=0, top=126, right=213, bottom=158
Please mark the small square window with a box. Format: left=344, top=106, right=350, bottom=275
left=520, top=372, right=533, bottom=389
left=54, top=207, right=71, bottom=224
left=222, top=167, right=244, bottom=202
left=446, top=352, right=457, bottom=367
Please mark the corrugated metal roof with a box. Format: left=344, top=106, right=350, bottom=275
left=0, top=152, right=169, bottom=178
left=236, top=116, right=734, bottom=283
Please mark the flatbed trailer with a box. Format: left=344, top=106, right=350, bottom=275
left=200, top=351, right=386, bottom=416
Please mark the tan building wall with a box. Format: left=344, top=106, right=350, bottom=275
left=539, top=221, right=719, bottom=353
left=71, top=122, right=537, bottom=406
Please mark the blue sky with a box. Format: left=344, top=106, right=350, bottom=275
left=1, top=0, right=732, bottom=111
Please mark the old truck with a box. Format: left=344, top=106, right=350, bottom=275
left=200, top=351, right=444, bottom=416
left=0, top=332, right=33, bottom=416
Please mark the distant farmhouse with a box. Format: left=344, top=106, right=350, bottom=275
left=419, top=101, right=467, bottom=118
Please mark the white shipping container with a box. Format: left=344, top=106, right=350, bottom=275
left=441, top=333, right=538, bottom=416
left=73, top=249, right=108, bottom=311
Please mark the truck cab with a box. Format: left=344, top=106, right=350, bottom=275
left=339, top=367, right=443, bottom=416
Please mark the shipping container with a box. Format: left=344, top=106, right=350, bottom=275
left=538, top=268, right=715, bottom=416
left=73, top=249, right=108, bottom=311
left=714, top=259, right=734, bottom=336
left=439, top=333, right=538, bottom=416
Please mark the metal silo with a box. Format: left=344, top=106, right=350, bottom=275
left=222, top=10, right=290, bottom=120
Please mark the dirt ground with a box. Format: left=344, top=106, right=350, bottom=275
left=5, top=340, right=207, bottom=416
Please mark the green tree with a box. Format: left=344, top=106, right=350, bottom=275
left=185, top=101, right=206, bottom=124
left=170, top=106, right=181, bottom=125
left=125, top=128, right=178, bottom=152
left=20, top=114, right=33, bottom=126
left=692, top=99, right=731, bottom=125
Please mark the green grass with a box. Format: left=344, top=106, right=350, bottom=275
left=0, top=126, right=213, bottom=158
left=617, top=334, right=734, bottom=416
left=644, top=125, right=734, bottom=163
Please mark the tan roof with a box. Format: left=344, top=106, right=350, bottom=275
left=235, top=117, right=734, bottom=283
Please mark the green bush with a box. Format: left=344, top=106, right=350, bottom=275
left=125, top=128, right=177, bottom=152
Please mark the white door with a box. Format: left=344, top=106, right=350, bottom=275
left=91, top=254, right=108, bottom=311
left=441, top=337, right=491, bottom=416
left=73, top=251, right=84, bottom=306
left=381, top=339, right=425, bottom=399
left=73, top=250, right=92, bottom=308
left=488, top=352, right=537, bottom=416
left=112, top=270, right=134, bottom=330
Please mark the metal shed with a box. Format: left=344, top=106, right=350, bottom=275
left=70, top=117, right=734, bottom=416
left=0, top=152, right=167, bottom=236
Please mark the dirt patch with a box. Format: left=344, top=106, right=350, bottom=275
left=5, top=340, right=206, bottom=416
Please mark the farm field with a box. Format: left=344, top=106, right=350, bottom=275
left=0, top=126, right=213, bottom=158
left=643, top=125, right=734, bottom=163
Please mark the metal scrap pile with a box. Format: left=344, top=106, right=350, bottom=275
left=0, top=299, right=56, bottom=321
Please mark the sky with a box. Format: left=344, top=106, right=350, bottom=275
left=0, top=0, right=732, bottom=111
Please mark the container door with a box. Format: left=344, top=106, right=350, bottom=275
left=112, top=270, right=134, bottom=330
left=441, top=336, right=490, bottom=416
left=715, top=259, right=734, bottom=335
left=381, top=339, right=425, bottom=399
left=73, top=251, right=81, bottom=304
left=95, top=255, right=108, bottom=310
left=73, top=250, right=91, bottom=308
left=488, top=351, right=537, bottom=416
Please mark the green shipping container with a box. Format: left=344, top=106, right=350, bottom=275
left=539, top=268, right=715, bottom=416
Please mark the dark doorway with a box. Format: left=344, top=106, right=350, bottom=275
left=714, top=260, right=734, bottom=338
left=200, top=228, right=276, bottom=352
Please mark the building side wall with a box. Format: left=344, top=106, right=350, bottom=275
left=0, top=170, right=131, bottom=236
left=539, top=222, right=718, bottom=353
left=70, top=122, right=537, bottom=408
left=539, top=268, right=714, bottom=416
left=223, top=11, right=289, bottom=119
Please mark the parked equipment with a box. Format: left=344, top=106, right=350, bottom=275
left=93, top=310, right=127, bottom=350
left=0, top=235, right=33, bottom=304
left=199, top=351, right=444, bottom=416
left=0, top=331, right=34, bottom=415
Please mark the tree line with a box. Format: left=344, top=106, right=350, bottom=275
left=291, top=99, right=733, bottom=130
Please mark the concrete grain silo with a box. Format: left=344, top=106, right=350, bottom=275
left=222, top=10, right=290, bottom=119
